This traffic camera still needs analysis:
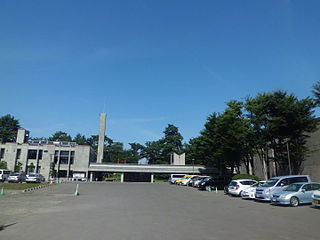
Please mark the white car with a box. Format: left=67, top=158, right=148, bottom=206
left=0, top=169, right=11, bottom=182
left=169, top=174, right=185, bottom=184
left=26, top=173, right=45, bottom=183
left=228, top=179, right=257, bottom=196
left=312, top=189, right=320, bottom=207
left=241, top=181, right=266, bottom=199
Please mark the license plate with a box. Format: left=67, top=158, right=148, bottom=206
left=313, top=200, right=320, bottom=205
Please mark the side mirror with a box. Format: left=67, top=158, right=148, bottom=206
left=280, top=183, right=284, bottom=186
left=301, top=189, right=306, bottom=193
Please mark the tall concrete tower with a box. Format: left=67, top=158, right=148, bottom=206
left=97, top=113, right=106, bottom=163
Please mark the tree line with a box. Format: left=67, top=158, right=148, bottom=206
left=1, top=81, right=320, bottom=176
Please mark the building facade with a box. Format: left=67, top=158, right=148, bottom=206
left=0, top=129, right=95, bottom=180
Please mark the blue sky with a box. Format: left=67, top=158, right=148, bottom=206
left=1, top=0, right=319, bottom=147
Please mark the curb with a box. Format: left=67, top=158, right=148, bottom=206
left=22, top=183, right=54, bottom=193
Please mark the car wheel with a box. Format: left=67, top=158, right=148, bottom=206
left=290, top=197, right=299, bottom=207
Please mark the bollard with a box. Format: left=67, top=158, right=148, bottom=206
left=74, top=183, right=79, bottom=196
left=0, top=187, right=5, bottom=196
left=215, top=187, right=218, bottom=193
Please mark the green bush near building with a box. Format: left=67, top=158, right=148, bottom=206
left=232, top=174, right=260, bottom=181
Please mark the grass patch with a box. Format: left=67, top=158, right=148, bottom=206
left=0, top=182, right=44, bottom=190
left=154, top=179, right=168, bottom=183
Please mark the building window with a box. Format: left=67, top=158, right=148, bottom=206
left=27, top=150, right=37, bottom=159
left=16, top=149, right=21, bottom=159
left=60, top=156, right=69, bottom=164
left=38, top=150, right=43, bottom=160
left=60, top=151, right=69, bottom=164
left=54, top=151, right=59, bottom=164
left=70, top=151, right=74, bottom=164
left=0, top=148, right=4, bottom=159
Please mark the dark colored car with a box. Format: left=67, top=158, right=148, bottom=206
left=199, top=176, right=232, bottom=191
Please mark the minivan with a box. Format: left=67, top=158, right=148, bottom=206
left=169, top=174, right=186, bottom=184
left=0, top=169, right=11, bottom=182
left=255, top=175, right=311, bottom=201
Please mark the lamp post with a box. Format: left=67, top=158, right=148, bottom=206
left=192, top=159, right=195, bottom=174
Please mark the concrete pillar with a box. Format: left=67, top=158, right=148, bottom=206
left=151, top=173, right=154, bottom=183
left=121, top=173, right=124, bottom=183
left=97, top=113, right=106, bottom=163
left=67, top=148, right=71, bottom=179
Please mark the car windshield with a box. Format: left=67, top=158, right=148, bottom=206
left=11, top=173, right=20, bottom=176
left=284, top=183, right=303, bottom=192
left=203, top=177, right=211, bottom=182
left=261, top=179, right=278, bottom=187
left=251, top=182, right=260, bottom=187
left=28, top=174, right=36, bottom=177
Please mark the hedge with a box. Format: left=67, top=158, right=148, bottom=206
left=232, top=174, right=260, bottom=181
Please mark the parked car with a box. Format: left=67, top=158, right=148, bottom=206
left=271, top=182, right=320, bottom=207
left=228, top=179, right=257, bottom=196
left=193, top=176, right=210, bottom=188
left=26, top=173, right=45, bottom=183
left=312, top=189, right=320, bottom=207
left=176, top=175, right=193, bottom=185
left=180, top=175, right=198, bottom=186
left=241, top=181, right=266, bottom=199
left=255, top=175, right=311, bottom=201
left=189, top=176, right=207, bottom=187
left=8, top=172, right=27, bottom=183
left=169, top=174, right=185, bottom=184
left=187, top=175, right=200, bottom=186
left=199, top=176, right=232, bottom=191
left=0, top=169, right=11, bottom=182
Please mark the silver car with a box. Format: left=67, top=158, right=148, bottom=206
left=271, top=182, right=320, bottom=207
left=26, top=173, right=45, bottom=183
left=8, top=173, right=26, bottom=183
left=255, top=175, right=311, bottom=201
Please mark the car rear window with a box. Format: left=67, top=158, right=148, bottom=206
left=172, top=175, right=184, bottom=178
left=240, top=181, right=256, bottom=185
left=231, top=181, right=237, bottom=186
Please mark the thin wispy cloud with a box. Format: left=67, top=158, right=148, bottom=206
left=110, top=117, right=166, bottom=125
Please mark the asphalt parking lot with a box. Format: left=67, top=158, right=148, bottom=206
left=1, top=182, right=319, bottom=240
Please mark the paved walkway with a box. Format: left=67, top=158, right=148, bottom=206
left=1, top=182, right=319, bottom=240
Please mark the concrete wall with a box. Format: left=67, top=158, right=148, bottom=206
left=302, top=130, right=320, bottom=182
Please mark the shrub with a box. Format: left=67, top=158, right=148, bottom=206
left=232, top=174, right=260, bottom=181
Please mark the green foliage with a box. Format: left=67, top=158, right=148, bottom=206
left=245, top=91, right=317, bottom=176
left=73, top=133, right=87, bottom=145
left=187, top=90, right=317, bottom=177
left=312, top=80, right=320, bottom=106
left=27, top=163, right=35, bottom=173
left=14, top=161, right=22, bottom=172
left=143, top=124, right=184, bottom=164
left=232, top=174, right=260, bottom=181
left=50, top=162, right=56, bottom=178
left=0, top=114, right=20, bottom=143
left=0, top=161, right=7, bottom=169
left=48, top=131, right=72, bottom=142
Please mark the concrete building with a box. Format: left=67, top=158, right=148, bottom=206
left=0, top=128, right=95, bottom=180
